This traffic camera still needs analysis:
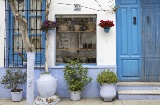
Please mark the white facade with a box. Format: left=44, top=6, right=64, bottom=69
left=0, top=0, right=116, bottom=67
left=0, top=0, right=5, bottom=67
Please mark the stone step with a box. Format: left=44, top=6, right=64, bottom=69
left=117, top=82, right=160, bottom=100
left=117, top=82, right=160, bottom=86
left=117, top=82, right=160, bottom=90
left=118, top=90, right=160, bottom=95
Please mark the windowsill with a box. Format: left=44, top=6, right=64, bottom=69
left=51, top=64, right=116, bottom=69
left=5, top=64, right=116, bottom=69
left=56, top=63, right=96, bottom=66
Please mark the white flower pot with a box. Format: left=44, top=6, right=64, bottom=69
left=23, top=61, right=27, bottom=66
left=100, top=83, right=116, bottom=101
left=37, top=74, right=57, bottom=97
left=11, top=91, right=23, bottom=102
left=71, top=91, right=81, bottom=101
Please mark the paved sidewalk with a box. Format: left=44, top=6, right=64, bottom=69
left=1, top=98, right=160, bottom=105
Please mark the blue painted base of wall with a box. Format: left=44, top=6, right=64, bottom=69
left=0, top=66, right=116, bottom=99
left=118, top=95, right=160, bottom=100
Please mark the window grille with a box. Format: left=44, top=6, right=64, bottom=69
left=5, top=0, right=46, bottom=67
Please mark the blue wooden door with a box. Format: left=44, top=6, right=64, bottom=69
left=116, top=0, right=141, bottom=81
left=141, top=0, right=160, bottom=81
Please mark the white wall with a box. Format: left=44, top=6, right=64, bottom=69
left=0, top=0, right=116, bottom=67
left=0, top=0, right=5, bottom=67
left=49, top=0, right=116, bottom=66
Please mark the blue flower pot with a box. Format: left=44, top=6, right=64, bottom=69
left=104, top=27, right=110, bottom=33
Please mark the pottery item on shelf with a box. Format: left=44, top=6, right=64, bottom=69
left=80, top=57, right=87, bottom=63
left=74, top=25, right=81, bottom=31
left=87, top=22, right=96, bottom=32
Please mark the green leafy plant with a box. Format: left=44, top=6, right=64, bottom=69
left=63, top=60, right=92, bottom=92
left=1, top=69, right=27, bottom=92
left=18, top=52, right=27, bottom=61
left=97, top=69, right=118, bottom=85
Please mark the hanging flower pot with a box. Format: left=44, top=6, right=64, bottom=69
left=98, top=20, right=114, bottom=33
left=104, top=27, right=110, bottom=33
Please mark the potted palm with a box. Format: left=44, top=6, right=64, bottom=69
left=1, top=69, right=27, bottom=102
left=97, top=69, right=118, bottom=101
left=63, top=60, right=92, bottom=101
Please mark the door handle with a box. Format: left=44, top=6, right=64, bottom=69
left=133, top=16, right=136, bottom=25
left=146, top=16, right=149, bottom=23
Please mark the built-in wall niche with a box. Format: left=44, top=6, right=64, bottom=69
left=56, top=14, right=97, bottom=64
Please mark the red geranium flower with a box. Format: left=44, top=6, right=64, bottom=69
left=98, top=20, right=114, bottom=28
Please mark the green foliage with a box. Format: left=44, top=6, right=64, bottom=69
left=41, top=71, right=50, bottom=75
left=97, top=69, right=118, bottom=85
left=1, top=69, right=27, bottom=92
left=63, top=60, right=92, bottom=91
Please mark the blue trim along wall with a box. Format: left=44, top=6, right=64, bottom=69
left=0, top=66, right=116, bottom=98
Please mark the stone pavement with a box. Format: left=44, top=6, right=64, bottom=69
left=1, top=98, right=160, bottom=105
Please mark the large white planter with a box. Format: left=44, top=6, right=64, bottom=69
left=100, top=83, right=116, bottom=101
left=37, top=74, right=57, bottom=97
left=11, top=91, right=23, bottom=102
left=71, top=91, right=81, bottom=101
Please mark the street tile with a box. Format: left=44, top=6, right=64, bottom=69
left=121, top=100, right=140, bottom=105
left=1, top=98, right=160, bottom=105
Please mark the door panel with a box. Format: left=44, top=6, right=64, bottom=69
left=141, top=1, right=160, bottom=81
left=116, top=0, right=141, bottom=81
left=120, top=0, right=137, bottom=5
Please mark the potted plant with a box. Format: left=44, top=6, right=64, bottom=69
left=41, top=20, right=56, bottom=32
left=36, top=19, right=57, bottom=98
left=63, top=60, right=92, bottom=101
left=36, top=6, right=58, bottom=98
left=0, top=69, right=27, bottom=102
left=97, top=69, right=118, bottom=101
left=56, top=18, right=69, bottom=31
left=87, top=19, right=96, bottom=32
left=98, top=20, right=114, bottom=33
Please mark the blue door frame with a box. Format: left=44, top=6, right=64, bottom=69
left=116, top=0, right=141, bottom=81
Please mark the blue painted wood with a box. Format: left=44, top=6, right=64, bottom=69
left=120, top=0, right=137, bottom=5
left=141, top=0, right=160, bottom=81
left=116, top=0, right=141, bottom=81
left=5, top=2, right=10, bottom=66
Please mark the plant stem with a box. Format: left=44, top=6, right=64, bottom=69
left=45, top=31, right=49, bottom=73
